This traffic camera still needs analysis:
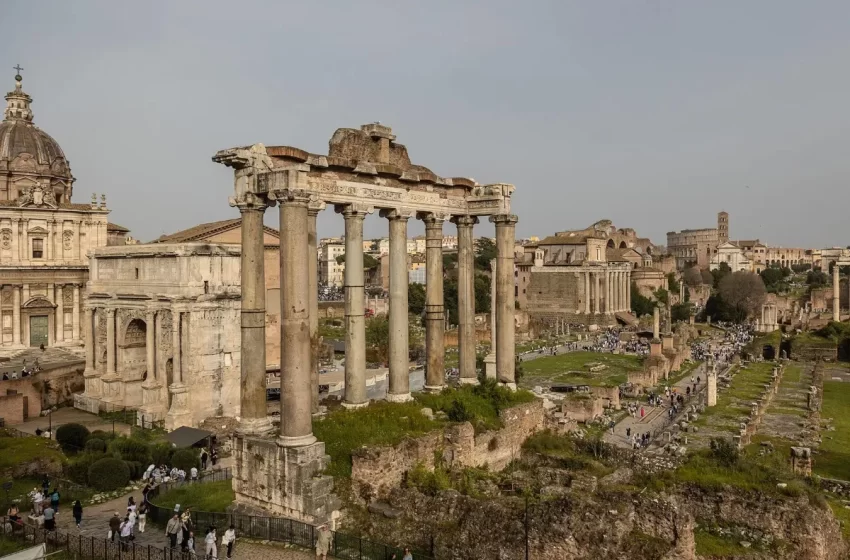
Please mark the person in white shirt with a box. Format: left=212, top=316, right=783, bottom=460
left=221, top=525, right=236, bottom=559
left=190, top=467, right=198, bottom=481
left=204, top=527, right=217, bottom=560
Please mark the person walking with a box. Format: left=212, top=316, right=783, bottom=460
left=72, top=500, right=82, bottom=528
left=315, top=524, right=332, bottom=560
left=50, top=488, right=60, bottom=512
left=138, top=502, right=148, bottom=533
left=42, top=504, right=55, bottom=531
left=204, top=527, right=217, bottom=560
left=182, top=508, right=194, bottom=550
left=201, top=450, right=209, bottom=471
left=186, top=531, right=197, bottom=558
left=109, top=512, right=121, bottom=542
left=119, top=515, right=133, bottom=551
left=190, top=466, right=199, bottom=482
left=166, top=513, right=181, bottom=549
left=402, top=548, right=413, bottom=560
left=210, top=449, right=218, bottom=468
left=222, top=525, right=236, bottom=559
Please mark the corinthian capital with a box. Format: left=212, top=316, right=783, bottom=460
left=270, top=188, right=311, bottom=206
left=489, top=214, right=519, bottom=227
left=451, top=215, right=479, bottom=228
left=229, top=192, right=270, bottom=212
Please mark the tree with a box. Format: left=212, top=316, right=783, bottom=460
left=703, top=294, right=738, bottom=323
left=700, top=268, right=714, bottom=286
left=760, top=267, right=785, bottom=293
left=653, top=288, right=669, bottom=305
left=474, top=237, right=497, bottom=270
left=711, top=262, right=731, bottom=289
left=630, top=282, right=655, bottom=317
left=806, top=270, right=830, bottom=288
left=443, top=277, right=459, bottom=325
left=409, top=283, right=426, bottom=316
left=683, top=267, right=703, bottom=288
left=667, top=273, right=680, bottom=295
left=791, top=263, right=812, bottom=273
left=474, top=274, right=491, bottom=314
left=335, top=253, right=379, bottom=270
left=56, top=423, right=90, bottom=454
left=671, top=302, right=692, bottom=323
left=443, top=252, right=458, bottom=271
left=365, top=313, right=425, bottom=365
left=718, top=271, right=767, bottom=321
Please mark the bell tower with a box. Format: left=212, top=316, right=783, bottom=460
left=717, top=211, right=729, bottom=243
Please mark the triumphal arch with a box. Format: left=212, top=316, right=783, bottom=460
left=214, top=123, right=518, bottom=522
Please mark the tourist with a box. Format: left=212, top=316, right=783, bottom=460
left=222, top=524, right=236, bottom=559
left=31, top=488, right=43, bottom=515
left=41, top=475, right=50, bottom=494
left=186, top=531, right=196, bottom=558
left=403, top=548, right=413, bottom=560
left=128, top=496, right=137, bottom=513
left=142, top=483, right=152, bottom=503
left=182, top=508, right=194, bottom=550
left=166, top=513, right=181, bottom=548
left=7, top=502, right=21, bottom=528
left=315, top=524, right=332, bottom=560
left=211, top=449, right=218, bottom=468
left=72, top=500, right=83, bottom=528
left=50, top=488, right=60, bottom=512
left=128, top=506, right=138, bottom=533
left=119, top=515, right=133, bottom=551
left=201, top=450, right=209, bottom=471
left=204, top=527, right=217, bottom=560
left=608, top=420, right=615, bottom=435
left=42, top=504, right=55, bottom=531
left=138, top=502, right=148, bottom=533
left=109, top=512, right=121, bottom=542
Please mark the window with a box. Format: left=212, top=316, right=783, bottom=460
left=32, top=238, right=43, bottom=259
left=135, top=268, right=139, bottom=279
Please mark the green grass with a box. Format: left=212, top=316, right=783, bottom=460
left=521, top=351, right=644, bottom=387
left=415, top=382, right=537, bottom=433
left=313, top=401, right=445, bottom=478
left=815, top=381, right=850, bottom=481
left=152, top=479, right=234, bottom=513
left=692, top=363, right=775, bottom=430
left=694, top=528, right=760, bottom=557
left=827, top=498, right=850, bottom=540
left=522, top=430, right=615, bottom=478
left=0, top=432, right=66, bottom=475
left=318, top=320, right=345, bottom=341
left=667, top=360, right=703, bottom=385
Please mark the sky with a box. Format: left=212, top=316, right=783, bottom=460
left=3, top=0, right=850, bottom=248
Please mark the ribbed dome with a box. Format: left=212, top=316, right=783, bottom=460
left=1, top=72, right=74, bottom=198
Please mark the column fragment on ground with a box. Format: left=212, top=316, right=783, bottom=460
left=454, top=215, right=478, bottom=385
left=492, top=214, right=518, bottom=387
left=235, top=196, right=273, bottom=434
left=277, top=190, right=317, bottom=446
left=383, top=209, right=413, bottom=401
left=340, top=205, right=369, bottom=408
left=423, top=213, right=446, bottom=391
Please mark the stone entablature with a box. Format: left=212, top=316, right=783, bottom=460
left=78, top=243, right=242, bottom=430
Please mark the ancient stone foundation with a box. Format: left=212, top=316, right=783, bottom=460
left=232, top=434, right=339, bottom=525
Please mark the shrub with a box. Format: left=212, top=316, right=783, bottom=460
left=85, top=438, right=106, bottom=453
left=88, top=457, right=131, bottom=491
left=709, top=438, right=739, bottom=468
left=151, top=442, right=175, bottom=466
left=66, top=452, right=106, bottom=485
left=124, top=460, right=145, bottom=480
left=405, top=463, right=450, bottom=496
left=171, top=449, right=199, bottom=472
left=55, top=423, right=90, bottom=454
left=108, top=437, right=151, bottom=464
left=89, top=430, right=116, bottom=441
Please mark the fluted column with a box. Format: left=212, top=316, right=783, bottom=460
left=423, top=213, right=446, bottom=391
left=834, top=264, right=840, bottom=322
left=12, top=285, right=21, bottom=346
left=21, top=219, right=29, bottom=263
left=454, top=215, right=478, bottom=385
left=46, top=220, right=53, bottom=261
left=72, top=285, right=80, bottom=341
left=106, top=309, right=116, bottom=375
left=627, top=271, right=631, bottom=311
left=308, top=201, right=324, bottom=414
left=10, top=219, right=19, bottom=263
left=340, top=204, right=369, bottom=408
left=171, top=309, right=181, bottom=383
left=233, top=195, right=272, bottom=435
left=604, top=271, right=611, bottom=314
left=584, top=272, right=590, bottom=314
left=278, top=190, right=316, bottom=446
left=145, top=311, right=156, bottom=381
left=54, top=285, right=64, bottom=344
left=594, top=273, right=600, bottom=314
left=492, top=214, right=518, bottom=387
left=84, top=308, right=94, bottom=369
left=383, top=209, right=414, bottom=401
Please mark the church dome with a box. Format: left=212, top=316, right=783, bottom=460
left=0, top=71, right=74, bottom=202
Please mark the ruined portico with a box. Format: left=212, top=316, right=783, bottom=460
left=214, top=123, right=517, bottom=522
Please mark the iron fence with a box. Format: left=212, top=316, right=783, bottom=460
left=146, top=470, right=434, bottom=560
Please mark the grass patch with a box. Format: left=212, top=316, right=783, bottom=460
left=694, top=528, right=760, bottom=556
left=318, top=320, right=345, bottom=341
left=827, top=498, right=850, bottom=541
left=521, top=351, right=643, bottom=387
left=415, top=381, right=537, bottom=433
left=152, top=479, right=234, bottom=513
left=692, top=363, right=775, bottom=430
left=314, top=401, right=445, bottom=478
left=815, top=381, right=850, bottom=481
left=522, top=430, right=615, bottom=478
left=0, top=432, right=66, bottom=475
left=667, top=360, right=703, bottom=385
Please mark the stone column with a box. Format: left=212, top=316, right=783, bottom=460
left=454, top=215, right=478, bottom=385
left=834, top=264, right=840, bottom=322
left=54, top=285, right=64, bottom=344
left=707, top=369, right=718, bottom=406
left=307, top=201, right=324, bottom=414
left=492, top=214, right=518, bottom=387
left=340, top=204, right=369, bottom=408
left=574, top=273, right=582, bottom=313
left=485, top=259, right=497, bottom=379
left=75, top=220, right=82, bottom=261
left=627, top=271, right=631, bottom=311
left=106, top=308, right=116, bottom=375
left=10, top=218, right=19, bottom=263
left=165, top=307, right=192, bottom=429
left=46, top=220, right=53, bottom=261
left=12, top=285, right=21, bottom=346
left=422, top=214, right=447, bottom=391
left=606, top=271, right=612, bottom=314
left=584, top=272, right=590, bottom=314
left=233, top=197, right=273, bottom=434
left=72, top=285, right=80, bottom=341
left=278, top=191, right=317, bottom=446
left=84, top=308, right=94, bottom=371
left=145, top=311, right=156, bottom=381
left=171, top=309, right=181, bottom=383
left=22, top=219, right=29, bottom=262
left=593, top=272, right=600, bottom=314
left=384, top=209, right=414, bottom=400
left=653, top=306, right=660, bottom=340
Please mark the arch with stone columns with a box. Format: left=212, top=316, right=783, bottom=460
left=214, top=123, right=519, bottom=523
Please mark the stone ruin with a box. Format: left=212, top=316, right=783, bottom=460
left=790, top=447, right=813, bottom=477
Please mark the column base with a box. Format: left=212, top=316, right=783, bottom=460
left=423, top=385, right=445, bottom=393
left=484, top=353, right=497, bottom=380
left=386, top=392, right=413, bottom=403
left=458, top=377, right=479, bottom=385
left=99, top=374, right=124, bottom=404
left=237, top=416, right=275, bottom=436
left=341, top=401, right=369, bottom=410
left=278, top=433, right=318, bottom=448
left=165, top=383, right=193, bottom=430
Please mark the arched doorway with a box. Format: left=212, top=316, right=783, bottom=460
left=606, top=239, right=615, bottom=249
left=119, top=318, right=147, bottom=379
left=619, top=241, right=627, bottom=249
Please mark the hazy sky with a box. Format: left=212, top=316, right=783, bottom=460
left=3, top=1, right=849, bottom=247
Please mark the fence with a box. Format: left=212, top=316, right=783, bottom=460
left=146, top=470, right=435, bottom=560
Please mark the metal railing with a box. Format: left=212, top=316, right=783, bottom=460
left=146, top=469, right=434, bottom=560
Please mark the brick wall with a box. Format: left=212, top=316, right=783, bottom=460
left=0, top=378, right=42, bottom=424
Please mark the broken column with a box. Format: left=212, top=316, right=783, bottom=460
left=707, top=370, right=717, bottom=406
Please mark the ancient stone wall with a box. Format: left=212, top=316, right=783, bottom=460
left=351, top=400, right=545, bottom=499
left=0, top=377, right=42, bottom=423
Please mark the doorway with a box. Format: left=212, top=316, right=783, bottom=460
left=29, top=316, right=49, bottom=347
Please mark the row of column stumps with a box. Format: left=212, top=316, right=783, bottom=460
left=233, top=189, right=518, bottom=446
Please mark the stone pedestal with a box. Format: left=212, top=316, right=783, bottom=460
left=165, top=383, right=193, bottom=430
left=232, top=434, right=339, bottom=525
left=484, top=353, right=497, bottom=380
left=662, top=334, right=674, bottom=351
left=99, top=374, right=123, bottom=403
left=649, top=339, right=662, bottom=357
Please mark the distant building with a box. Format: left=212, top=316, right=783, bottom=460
left=667, top=211, right=729, bottom=270
left=319, top=239, right=345, bottom=287
left=710, top=242, right=752, bottom=273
